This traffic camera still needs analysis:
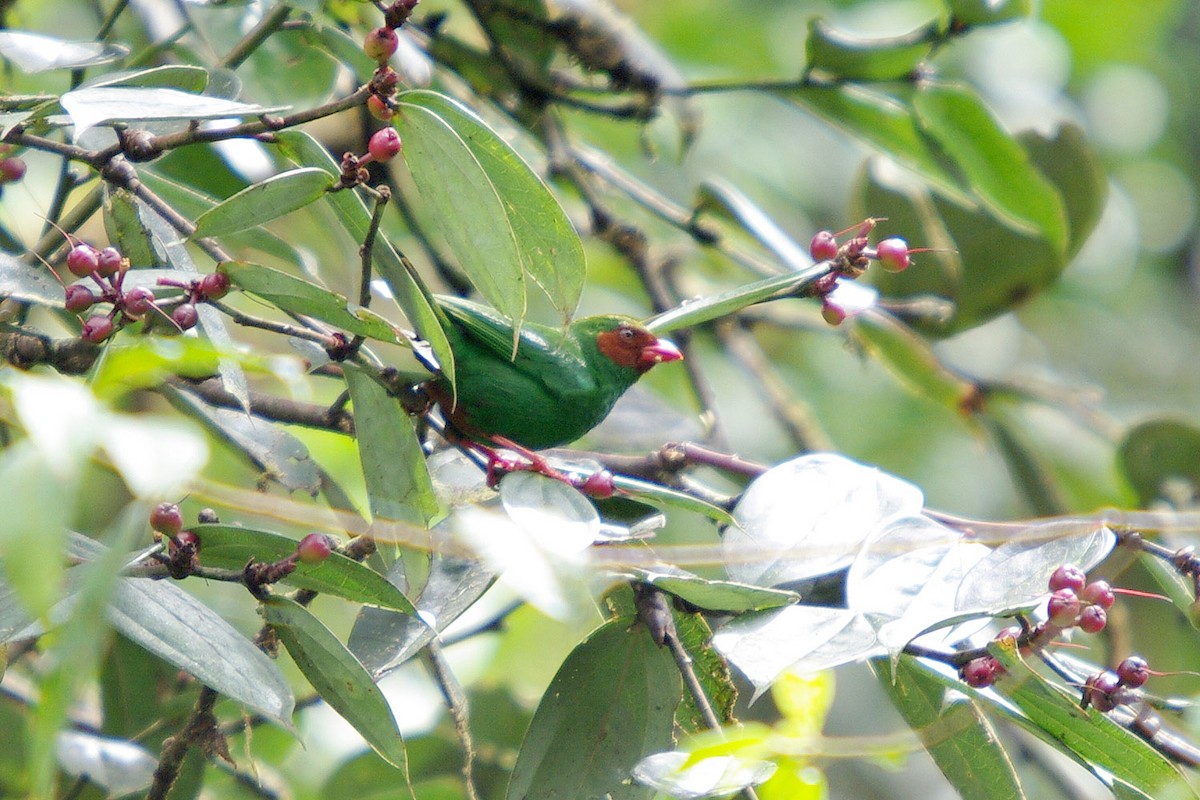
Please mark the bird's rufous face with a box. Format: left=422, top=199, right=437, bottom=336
left=597, top=323, right=684, bottom=374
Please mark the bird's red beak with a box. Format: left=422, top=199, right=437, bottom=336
left=637, top=337, right=684, bottom=372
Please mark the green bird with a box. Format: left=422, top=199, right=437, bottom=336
left=422, top=295, right=683, bottom=452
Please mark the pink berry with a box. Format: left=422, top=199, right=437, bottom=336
left=363, top=26, right=399, bottom=62
left=820, top=299, right=847, bottom=326
left=64, top=284, right=96, bottom=312
left=0, top=157, right=26, bottom=183
left=1048, top=564, right=1086, bottom=593
left=809, top=230, right=838, bottom=262
left=123, top=286, right=156, bottom=318
left=367, top=94, right=394, bottom=121
left=297, top=533, right=333, bottom=564
left=150, top=502, right=184, bottom=536
left=1078, top=605, right=1107, bottom=634
left=198, top=272, right=231, bottom=300
left=66, top=244, right=100, bottom=278
left=1081, top=580, right=1115, bottom=609
left=1047, top=589, right=1081, bottom=627
left=81, top=315, right=114, bottom=343
left=368, top=127, right=402, bottom=163
left=875, top=237, right=910, bottom=272
left=961, top=656, right=1000, bottom=688
left=1116, top=656, right=1149, bottom=689
left=96, top=246, right=123, bottom=277
left=579, top=470, right=615, bottom=499
left=172, top=303, right=198, bottom=331
left=169, top=529, right=201, bottom=557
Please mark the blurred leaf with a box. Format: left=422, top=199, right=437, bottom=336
left=397, top=90, right=587, bottom=324
left=712, top=606, right=880, bottom=701
left=110, top=577, right=294, bottom=727
left=220, top=261, right=401, bottom=343
left=1118, top=420, right=1200, bottom=506
left=194, top=524, right=417, bottom=614
left=165, top=386, right=321, bottom=494
left=262, top=596, right=407, bottom=770
left=89, top=337, right=223, bottom=400
left=55, top=730, right=157, bottom=796
left=634, top=569, right=800, bottom=613
left=101, top=634, right=189, bottom=740
left=192, top=168, right=333, bottom=239
left=726, top=452, right=925, bottom=587
left=103, top=187, right=160, bottom=267
left=874, top=657, right=1025, bottom=800
left=948, top=0, right=1032, bottom=26
left=1018, top=125, right=1106, bottom=259
left=989, top=641, right=1186, bottom=796
left=82, top=64, right=209, bottom=92
left=912, top=83, right=1066, bottom=249
left=696, top=179, right=814, bottom=272
left=59, top=86, right=285, bottom=137
left=344, top=364, right=441, bottom=526
left=0, top=30, right=126, bottom=73
left=274, top=129, right=456, bottom=394
left=350, top=555, right=494, bottom=679
left=983, top=412, right=1067, bottom=516
left=500, top=470, right=600, bottom=543
left=507, top=619, right=680, bottom=800
left=100, top=414, right=208, bottom=499
left=0, top=444, right=73, bottom=618
left=851, top=309, right=980, bottom=412
left=633, top=750, right=776, bottom=799
left=806, top=18, right=935, bottom=81
left=609, top=473, right=733, bottom=524
left=0, top=251, right=65, bottom=307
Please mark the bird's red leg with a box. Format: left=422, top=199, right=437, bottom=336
left=488, top=435, right=573, bottom=484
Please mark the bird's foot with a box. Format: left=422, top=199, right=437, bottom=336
left=483, top=437, right=618, bottom=498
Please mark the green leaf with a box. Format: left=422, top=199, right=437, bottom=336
left=220, top=261, right=401, bottom=343
left=0, top=251, right=65, bottom=307
left=273, top=130, right=455, bottom=395
left=193, top=524, right=417, bottom=614
left=59, top=86, right=286, bottom=137
left=989, top=641, right=1187, bottom=796
left=192, top=168, right=333, bottom=239
left=344, top=364, right=441, bottom=527
left=806, top=17, right=935, bottom=81
left=103, top=187, right=161, bottom=268
left=0, top=30, right=126, bottom=73
left=695, top=179, right=814, bottom=271
left=262, top=596, right=408, bottom=770
left=850, top=309, right=980, bottom=411
left=875, top=657, right=1025, bottom=800
left=913, top=83, right=1066, bottom=250
left=782, top=84, right=967, bottom=202
left=507, top=619, right=681, bottom=800
left=82, top=64, right=209, bottom=92
left=634, top=569, right=800, bottom=613
left=611, top=474, right=734, bottom=524
left=645, top=263, right=830, bottom=334
left=0, top=445, right=73, bottom=620
left=948, top=0, right=1032, bottom=27
left=1119, top=420, right=1200, bottom=506
left=109, top=577, right=295, bottom=727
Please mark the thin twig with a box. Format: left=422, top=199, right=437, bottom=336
left=425, top=640, right=480, bottom=800
left=145, top=686, right=220, bottom=800
left=220, top=2, right=292, bottom=70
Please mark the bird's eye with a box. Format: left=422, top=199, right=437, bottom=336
left=618, top=325, right=636, bottom=341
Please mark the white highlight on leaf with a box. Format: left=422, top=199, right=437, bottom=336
left=633, top=751, right=776, bottom=800
left=56, top=731, right=157, bottom=795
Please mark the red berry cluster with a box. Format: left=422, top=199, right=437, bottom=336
left=1082, top=656, right=1151, bottom=712
left=0, top=144, right=26, bottom=187
left=806, top=218, right=917, bottom=326
left=62, top=242, right=232, bottom=342
left=364, top=1, right=419, bottom=122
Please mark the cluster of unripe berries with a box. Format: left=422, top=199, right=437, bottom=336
left=1082, top=656, right=1150, bottom=713
left=0, top=144, right=26, bottom=187
left=364, top=0, right=418, bottom=123
left=958, top=563, right=1124, bottom=692
left=62, top=241, right=231, bottom=343
left=806, top=218, right=915, bottom=326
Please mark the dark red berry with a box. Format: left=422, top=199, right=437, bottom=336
left=961, top=656, right=1000, bottom=688
left=809, top=230, right=838, bottom=262
left=64, top=284, right=96, bottom=313
left=1081, top=580, right=1115, bottom=609
left=363, top=26, right=399, bottom=62
left=875, top=237, right=910, bottom=272
left=81, top=315, right=114, bottom=343
left=1048, top=564, right=1086, bottom=593
left=579, top=469, right=615, bottom=499
left=96, top=246, right=123, bottom=277
left=367, top=94, right=394, bottom=121
left=198, top=272, right=230, bottom=300
left=66, top=244, right=100, bottom=278
left=122, top=286, right=156, bottom=319
left=1116, top=656, right=1149, bottom=689
left=1078, top=604, right=1107, bottom=634
left=368, top=127, right=402, bottom=163
left=1084, top=671, right=1120, bottom=712
left=0, top=157, right=26, bottom=183
left=1047, top=588, right=1081, bottom=627
left=297, top=533, right=333, bottom=564
left=172, top=303, right=199, bottom=331
left=150, top=502, right=184, bottom=537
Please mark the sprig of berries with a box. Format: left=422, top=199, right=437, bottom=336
left=805, top=218, right=927, bottom=326
left=337, top=128, right=404, bottom=188
left=363, top=1, right=419, bottom=119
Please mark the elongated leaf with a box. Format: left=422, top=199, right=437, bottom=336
left=874, top=657, right=1025, bottom=800
left=104, top=187, right=161, bottom=268
left=806, top=18, right=935, bottom=81
left=60, top=86, right=285, bottom=137
left=220, top=261, right=401, bottom=343
left=913, top=83, right=1066, bottom=249
left=344, top=365, right=440, bottom=526
left=634, top=569, right=800, bottom=613
left=398, top=90, right=586, bottom=322
left=262, top=596, right=407, bottom=770
left=646, top=263, right=829, bottom=333
left=192, top=168, right=333, bottom=239
left=0, top=30, right=126, bottom=73
left=507, top=619, right=680, bottom=800
left=193, top=524, right=416, bottom=614
left=109, top=578, right=294, bottom=727
left=273, top=130, right=455, bottom=394
left=696, top=179, right=813, bottom=272
left=82, top=65, right=209, bottom=92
